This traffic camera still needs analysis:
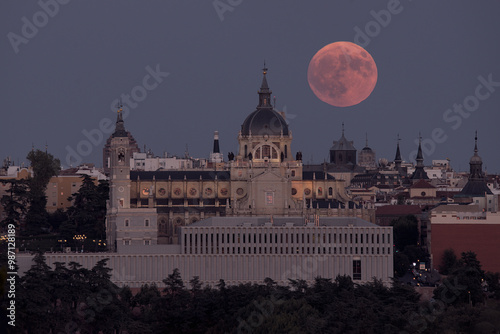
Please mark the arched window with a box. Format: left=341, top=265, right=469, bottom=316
left=244, top=145, right=247, bottom=158
left=328, top=187, right=333, bottom=196
left=255, top=147, right=261, bottom=159
left=272, top=147, right=278, bottom=159
left=318, top=187, right=323, bottom=196
left=284, top=145, right=288, bottom=158
left=262, top=145, right=270, bottom=158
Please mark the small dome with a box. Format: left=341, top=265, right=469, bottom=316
left=470, top=153, right=482, bottom=164
left=241, top=108, right=289, bottom=136
left=361, top=146, right=373, bottom=152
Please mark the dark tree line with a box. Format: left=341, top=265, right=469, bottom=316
left=1, top=149, right=109, bottom=251
left=2, top=253, right=500, bottom=333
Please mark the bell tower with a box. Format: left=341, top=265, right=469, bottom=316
left=109, top=107, right=131, bottom=209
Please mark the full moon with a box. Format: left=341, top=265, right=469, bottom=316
left=307, top=41, right=378, bottom=107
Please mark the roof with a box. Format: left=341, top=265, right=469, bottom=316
left=376, top=205, right=424, bottom=216
left=130, top=170, right=231, bottom=181
left=331, top=133, right=356, bottom=151
left=432, top=204, right=480, bottom=213
left=411, top=179, right=435, bottom=189
left=241, top=108, right=289, bottom=136
left=112, top=111, right=128, bottom=138
left=411, top=167, right=429, bottom=180
left=302, top=171, right=335, bottom=180
left=184, top=216, right=377, bottom=228
left=457, top=179, right=493, bottom=197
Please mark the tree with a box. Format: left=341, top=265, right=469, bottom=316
left=66, top=175, right=109, bottom=239
left=440, top=248, right=458, bottom=275
left=394, top=251, right=410, bottom=277
left=163, top=268, right=185, bottom=295
left=434, top=251, right=486, bottom=306
left=391, top=215, right=419, bottom=251
left=24, top=149, right=61, bottom=235
left=0, top=179, right=28, bottom=229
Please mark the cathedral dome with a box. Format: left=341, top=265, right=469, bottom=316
left=241, top=108, right=289, bottom=136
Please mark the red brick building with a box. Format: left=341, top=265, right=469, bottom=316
left=430, top=205, right=500, bottom=273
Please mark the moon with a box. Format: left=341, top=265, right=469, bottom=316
left=308, top=41, right=377, bottom=107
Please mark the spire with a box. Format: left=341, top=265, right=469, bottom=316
left=257, top=64, right=272, bottom=108
left=213, top=131, right=220, bottom=153
left=112, top=102, right=128, bottom=138
left=415, top=133, right=423, bottom=166
left=459, top=131, right=492, bottom=196
left=474, top=130, right=478, bottom=155
left=410, top=133, right=428, bottom=180
left=365, top=133, right=368, bottom=147
left=469, top=131, right=484, bottom=179
left=341, top=122, right=345, bottom=137
left=394, top=134, right=402, bottom=166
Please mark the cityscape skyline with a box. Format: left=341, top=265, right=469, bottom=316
left=2, top=1, right=500, bottom=172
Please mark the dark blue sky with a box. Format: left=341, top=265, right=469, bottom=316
left=2, top=1, right=500, bottom=172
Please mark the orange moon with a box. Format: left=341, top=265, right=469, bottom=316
left=308, top=42, right=378, bottom=107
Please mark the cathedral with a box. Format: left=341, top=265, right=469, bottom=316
left=105, top=67, right=374, bottom=249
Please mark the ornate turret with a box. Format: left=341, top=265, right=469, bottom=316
left=394, top=135, right=402, bottom=169
left=238, top=65, right=292, bottom=162
left=358, top=133, right=376, bottom=169
left=257, top=65, right=272, bottom=108
left=459, top=132, right=492, bottom=197
left=209, top=131, right=223, bottom=163
left=103, top=105, right=140, bottom=174
left=112, top=108, right=128, bottom=138
left=411, top=134, right=429, bottom=181
left=330, top=123, right=357, bottom=165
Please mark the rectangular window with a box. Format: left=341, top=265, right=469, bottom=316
left=353, top=260, right=361, bottom=280
left=124, top=240, right=130, bottom=246
left=125, top=219, right=129, bottom=227
left=144, top=240, right=150, bottom=245
left=145, top=219, right=150, bottom=227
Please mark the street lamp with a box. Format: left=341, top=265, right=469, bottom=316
left=57, top=239, right=67, bottom=252
left=92, top=239, right=107, bottom=252
left=73, top=234, right=87, bottom=252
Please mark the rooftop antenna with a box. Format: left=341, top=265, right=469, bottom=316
left=273, top=96, right=276, bottom=108
left=365, top=132, right=368, bottom=147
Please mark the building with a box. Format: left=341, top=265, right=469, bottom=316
left=0, top=161, right=105, bottom=217
left=66, top=66, right=396, bottom=287
left=46, top=165, right=107, bottom=213
left=358, top=134, right=376, bottom=170
left=430, top=204, right=500, bottom=273
left=105, top=67, right=374, bottom=250
left=410, top=138, right=429, bottom=182
left=17, top=216, right=393, bottom=287
left=454, top=133, right=497, bottom=212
